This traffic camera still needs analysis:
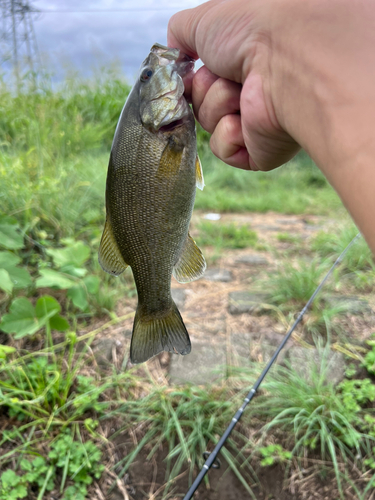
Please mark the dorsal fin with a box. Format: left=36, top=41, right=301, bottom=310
left=98, top=218, right=128, bottom=276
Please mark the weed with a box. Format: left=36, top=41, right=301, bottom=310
left=0, top=431, right=104, bottom=500
left=0, top=331, right=109, bottom=422
left=276, top=232, right=302, bottom=244
left=0, top=295, right=69, bottom=339
left=339, top=379, right=375, bottom=414
left=362, top=338, right=375, bottom=375
left=312, top=225, right=373, bottom=273
left=268, top=259, right=330, bottom=307
left=0, top=469, right=28, bottom=500
left=302, top=302, right=349, bottom=336
left=49, top=429, right=105, bottom=499
left=352, top=269, right=375, bottom=293
left=252, top=343, right=373, bottom=498
left=259, top=444, right=292, bottom=466
left=196, top=221, right=257, bottom=250
left=195, top=150, right=342, bottom=215
left=0, top=213, right=128, bottom=319
left=107, top=382, right=257, bottom=498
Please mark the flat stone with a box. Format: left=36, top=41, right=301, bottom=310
left=276, top=219, right=300, bottom=225
left=254, top=224, right=281, bottom=232
left=289, top=347, right=345, bottom=384
left=169, top=338, right=226, bottom=384
left=235, top=255, right=269, bottom=266
left=92, top=338, right=119, bottom=366
left=228, top=291, right=270, bottom=315
left=324, top=294, right=372, bottom=315
left=228, top=332, right=252, bottom=365
left=257, top=331, right=293, bottom=364
left=304, top=224, right=324, bottom=231
left=122, top=329, right=132, bottom=339
left=204, top=268, right=233, bottom=282
left=171, top=288, right=187, bottom=309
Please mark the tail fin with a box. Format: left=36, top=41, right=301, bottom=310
left=130, top=302, right=191, bottom=364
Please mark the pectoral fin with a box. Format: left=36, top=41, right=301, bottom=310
left=157, top=140, right=184, bottom=180
left=98, top=218, right=128, bottom=276
left=195, top=155, right=204, bottom=190
left=173, top=233, right=206, bottom=283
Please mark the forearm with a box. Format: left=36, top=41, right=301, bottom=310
left=268, top=0, right=375, bottom=250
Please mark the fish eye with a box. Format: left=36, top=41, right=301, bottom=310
left=140, top=69, right=153, bottom=83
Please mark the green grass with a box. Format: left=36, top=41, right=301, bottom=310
left=195, top=147, right=343, bottom=215
left=251, top=343, right=375, bottom=498
left=196, top=221, right=258, bottom=250
left=311, top=225, right=373, bottom=272
left=0, top=70, right=130, bottom=156
left=0, top=70, right=129, bottom=238
left=276, top=232, right=303, bottom=244
left=264, top=258, right=355, bottom=335
left=0, top=150, right=108, bottom=238
left=106, top=382, right=257, bottom=498
left=311, top=225, right=375, bottom=293
left=268, top=259, right=331, bottom=307
left=0, top=322, right=123, bottom=499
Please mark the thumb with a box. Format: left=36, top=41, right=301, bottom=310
left=167, top=1, right=224, bottom=60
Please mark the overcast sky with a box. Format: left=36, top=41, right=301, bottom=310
left=29, top=0, right=205, bottom=82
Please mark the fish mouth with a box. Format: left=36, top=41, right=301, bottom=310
left=151, top=43, right=195, bottom=77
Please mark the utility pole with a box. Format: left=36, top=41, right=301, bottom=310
left=0, top=0, right=40, bottom=91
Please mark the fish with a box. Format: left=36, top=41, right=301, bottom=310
left=98, top=43, right=206, bottom=364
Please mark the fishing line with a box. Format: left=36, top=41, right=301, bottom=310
left=182, top=232, right=361, bottom=500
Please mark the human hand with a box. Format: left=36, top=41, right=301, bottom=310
left=168, top=0, right=375, bottom=254
left=168, top=0, right=300, bottom=171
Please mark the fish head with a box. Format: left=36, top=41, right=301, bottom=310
left=138, top=43, right=195, bottom=132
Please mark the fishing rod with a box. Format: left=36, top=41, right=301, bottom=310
left=182, top=233, right=361, bottom=500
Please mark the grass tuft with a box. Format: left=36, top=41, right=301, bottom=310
left=251, top=342, right=374, bottom=499
left=106, top=382, right=257, bottom=497
left=196, top=221, right=257, bottom=250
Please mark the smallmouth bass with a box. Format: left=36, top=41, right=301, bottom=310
left=99, top=43, right=205, bottom=364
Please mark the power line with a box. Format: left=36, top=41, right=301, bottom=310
left=36, top=7, right=184, bottom=13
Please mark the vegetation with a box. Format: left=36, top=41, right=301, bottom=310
left=195, top=147, right=343, bottom=215
left=1, top=70, right=374, bottom=499
left=196, top=221, right=258, bottom=250
left=107, top=383, right=258, bottom=497
left=252, top=343, right=375, bottom=497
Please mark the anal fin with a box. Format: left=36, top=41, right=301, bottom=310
left=173, top=233, right=206, bottom=283
left=98, top=218, right=128, bottom=276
